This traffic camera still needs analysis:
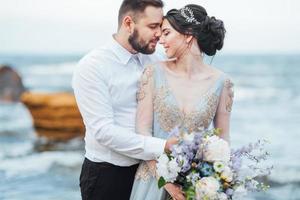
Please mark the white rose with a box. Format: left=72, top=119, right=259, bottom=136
left=156, top=154, right=181, bottom=182
left=221, top=166, right=233, bottom=182
left=156, top=154, right=170, bottom=178
left=167, top=159, right=181, bottom=181
left=156, top=164, right=168, bottom=179
left=203, top=135, right=230, bottom=163
left=195, top=177, right=220, bottom=199
left=157, top=153, right=169, bottom=165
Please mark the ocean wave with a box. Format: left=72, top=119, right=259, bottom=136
left=0, top=103, right=33, bottom=133
left=0, top=151, right=83, bottom=178
left=20, top=62, right=77, bottom=76
left=16, top=62, right=76, bottom=92
left=23, top=75, right=73, bottom=92
left=0, top=142, right=34, bottom=159
left=235, top=86, right=293, bottom=102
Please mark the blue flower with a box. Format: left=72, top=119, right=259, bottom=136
left=198, top=162, right=214, bottom=177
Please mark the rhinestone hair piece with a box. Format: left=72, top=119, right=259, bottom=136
left=180, top=6, right=201, bottom=25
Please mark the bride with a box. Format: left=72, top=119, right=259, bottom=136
left=130, top=4, right=234, bottom=200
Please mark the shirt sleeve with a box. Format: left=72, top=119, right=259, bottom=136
left=213, top=77, right=234, bottom=142
left=72, top=55, right=166, bottom=160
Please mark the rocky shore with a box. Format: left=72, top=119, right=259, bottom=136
left=21, top=92, right=85, bottom=141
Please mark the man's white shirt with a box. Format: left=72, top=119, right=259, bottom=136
left=72, top=36, right=166, bottom=166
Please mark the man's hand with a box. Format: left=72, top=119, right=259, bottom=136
left=164, top=137, right=179, bottom=153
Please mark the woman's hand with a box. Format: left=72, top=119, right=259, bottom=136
left=164, top=183, right=185, bottom=200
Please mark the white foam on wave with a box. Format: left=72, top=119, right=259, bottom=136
left=22, top=62, right=77, bottom=76
left=230, top=118, right=300, bottom=185
left=235, top=86, right=292, bottom=102
left=0, top=102, right=33, bottom=132
left=0, top=142, right=34, bottom=159
left=0, top=151, right=83, bottom=178
left=19, top=62, right=77, bottom=91
left=269, top=166, right=300, bottom=184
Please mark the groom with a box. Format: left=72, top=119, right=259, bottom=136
left=72, top=0, right=177, bottom=199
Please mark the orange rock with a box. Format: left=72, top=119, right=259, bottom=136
left=27, top=106, right=81, bottom=119
left=21, top=92, right=85, bottom=141
left=36, top=128, right=84, bottom=141
left=34, top=118, right=84, bottom=130
left=21, top=92, right=77, bottom=108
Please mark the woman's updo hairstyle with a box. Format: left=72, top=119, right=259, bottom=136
left=164, top=4, right=226, bottom=56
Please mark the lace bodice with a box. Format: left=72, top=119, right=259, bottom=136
left=136, top=63, right=233, bottom=136
left=153, top=83, right=219, bottom=133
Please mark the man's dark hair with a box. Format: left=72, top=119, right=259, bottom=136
left=118, top=0, right=164, bottom=27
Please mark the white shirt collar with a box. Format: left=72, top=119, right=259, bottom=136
left=109, top=35, right=144, bottom=66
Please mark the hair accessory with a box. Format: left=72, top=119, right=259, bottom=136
left=180, top=6, right=201, bottom=25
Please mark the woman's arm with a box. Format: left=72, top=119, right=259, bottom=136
left=136, top=65, right=155, bottom=138
left=136, top=66, right=184, bottom=200
left=136, top=65, right=158, bottom=176
left=213, top=78, right=234, bottom=142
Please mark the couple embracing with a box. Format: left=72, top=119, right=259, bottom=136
left=72, top=0, right=233, bottom=199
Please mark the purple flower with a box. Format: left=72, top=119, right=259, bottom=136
left=226, top=188, right=234, bottom=196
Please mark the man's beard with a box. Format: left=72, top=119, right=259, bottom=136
left=128, top=29, right=157, bottom=54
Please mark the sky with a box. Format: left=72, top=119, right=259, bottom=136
left=0, top=0, right=300, bottom=54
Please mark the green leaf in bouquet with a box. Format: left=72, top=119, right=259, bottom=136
left=158, top=177, right=166, bottom=189
left=166, top=153, right=173, bottom=160
left=185, top=186, right=196, bottom=200
left=182, top=181, right=193, bottom=191
left=213, top=128, right=222, bottom=136
left=203, top=196, right=210, bottom=200
left=202, top=128, right=219, bottom=138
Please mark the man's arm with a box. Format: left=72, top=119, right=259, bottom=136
left=72, top=56, right=166, bottom=160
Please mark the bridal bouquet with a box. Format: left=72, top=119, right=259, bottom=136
left=156, top=128, right=272, bottom=200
